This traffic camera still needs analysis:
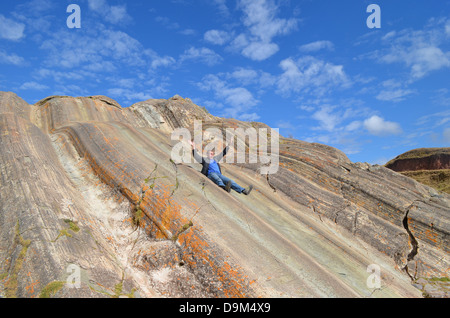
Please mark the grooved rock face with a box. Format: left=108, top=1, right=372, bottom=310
left=0, top=91, right=448, bottom=298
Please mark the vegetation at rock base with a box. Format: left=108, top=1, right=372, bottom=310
left=2, top=221, right=32, bottom=298
left=402, top=169, right=450, bottom=194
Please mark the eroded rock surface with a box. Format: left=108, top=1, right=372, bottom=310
left=385, top=148, right=450, bottom=172
left=385, top=148, right=450, bottom=195
left=0, top=91, right=448, bottom=298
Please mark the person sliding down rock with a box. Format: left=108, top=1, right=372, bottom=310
left=189, top=140, right=253, bottom=195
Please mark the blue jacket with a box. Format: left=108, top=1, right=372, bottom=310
left=192, top=147, right=228, bottom=176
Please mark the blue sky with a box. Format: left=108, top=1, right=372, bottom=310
left=0, top=0, right=449, bottom=164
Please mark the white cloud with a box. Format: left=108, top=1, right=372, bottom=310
left=179, top=29, right=196, bottom=36
left=107, top=88, right=153, bottom=105
left=34, top=68, right=87, bottom=82
left=231, top=0, right=298, bottom=61
left=303, top=129, right=363, bottom=156
left=222, top=87, right=255, bottom=109
left=204, top=30, right=230, bottom=45
left=52, top=84, right=87, bottom=97
left=296, top=99, right=371, bottom=154
left=15, top=0, right=53, bottom=15
left=299, top=105, right=315, bottom=112
left=82, top=60, right=116, bottom=72
left=88, top=0, right=106, bottom=12
left=304, top=100, right=369, bottom=147
left=0, top=50, right=25, bottom=66
left=107, top=5, right=130, bottom=24
left=152, top=56, right=175, bottom=69
left=276, top=56, right=349, bottom=97
left=406, top=47, right=450, bottom=79
left=221, top=66, right=275, bottom=89
left=382, top=31, right=396, bottom=41
left=376, top=88, right=414, bottom=102
left=239, top=0, right=297, bottom=42
left=241, top=41, right=279, bottom=61
left=416, top=109, right=450, bottom=129
left=229, top=68, right=258, bottom=85
left=276, top=120, right=295, bottom=130
left=155, top=16, right=180, bottom=30
left=88, top=0, right=131, bottom=24
left=143, top=48, right=177, bottom=70
left=238, top=112, right=260, bottom=121
left=374, top=79, right=415, bottom=103
left=0, top=14, right=25, bottom=41
left=431, top=88, right=450, bottom=106
left=198, top=74, right=259, bottom=120
left=197, top=99, right=224, bottom=110
left=8, top=0, right=53, bottom=36
left=102, top=30, right=144, bottom=63
left=277, top=58, right=301, bottom=90
left=312, top=105, right=341, bottom=132
left=378, top=20, right=450, bottom=79
left=230, top=33, right=248, bottom=50
left=35, top=24, right=175, bottom=107
left=299, top=40, right=334, bottom=53
left=364, top=115, right=402, bottom=137
left=150, top=55, right=176, bottom=69
left=19, top=81, right=48, bottom=90
left=304, top=134, right=330, bottom=145
left=179, top=47, right=223, bottom=66
left=345, top=121, right=362, bottom=132
left=211, top=0, right=230, bottom=17
left=40, top=27, right=146, bottom=69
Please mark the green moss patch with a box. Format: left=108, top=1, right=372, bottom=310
left=39, top=281, right=65, bottom=298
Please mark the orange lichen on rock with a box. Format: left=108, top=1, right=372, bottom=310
left=138, top=184, right=252, bottom=297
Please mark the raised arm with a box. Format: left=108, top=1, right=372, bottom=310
left=215, top=144, right=229, bottom=161
left=189, top=140, right=204, bottom=164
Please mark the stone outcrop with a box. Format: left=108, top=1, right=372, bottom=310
left=386, top=148, right=450, bottom=195
left=0, top=91, right=448, bottom=298
left=385, top=148, right=450, bottom=172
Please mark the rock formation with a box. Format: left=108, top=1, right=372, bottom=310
left=0, top=91, right=448, bottom=298
left=386, top=148, right=450, bottom=172
left=386, top=148, right=450, bottom=194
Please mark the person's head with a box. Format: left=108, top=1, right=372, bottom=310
left=208, top=149, right=215, bottom=160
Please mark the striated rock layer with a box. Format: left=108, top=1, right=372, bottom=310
left=0, top=91, right=448, bottom=298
